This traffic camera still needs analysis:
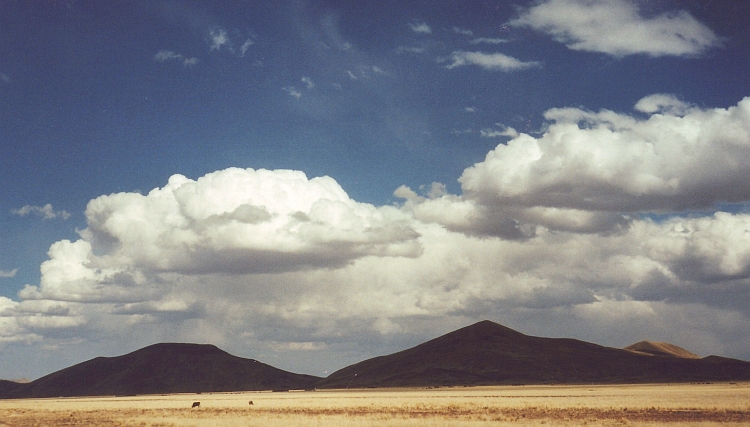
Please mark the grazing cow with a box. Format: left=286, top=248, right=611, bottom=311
left=191, top=401, right=200, bottom=408
left=249, top=400, right=254, bottom=405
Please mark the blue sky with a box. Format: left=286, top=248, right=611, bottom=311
left=1, top=0, right=749, bottom=380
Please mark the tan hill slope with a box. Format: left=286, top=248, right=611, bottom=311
left=624, top=341, right=700, bottom=359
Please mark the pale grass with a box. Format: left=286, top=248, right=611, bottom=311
left=1, top=382, right=748, bottom=426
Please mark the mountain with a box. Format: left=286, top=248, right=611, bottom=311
left=317, top=321, right=750, bottom=388
left=2, top=343, right=321, bottom=398
left=624, top=341, right=700, bottom=359
left=2, top=322, right=748, bottom=398
left=0, top=379, right=22, bottom=396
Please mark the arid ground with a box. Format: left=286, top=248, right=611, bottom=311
left=1, top=382, right=748, bottom=426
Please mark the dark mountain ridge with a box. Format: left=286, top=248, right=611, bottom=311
left=317, top=321, right=750, bottom=388
left=2, top=321, right=748, bottom=398
left=0, top=379, right=22, bottom=396
left=1, top=343, right=320, bottom=399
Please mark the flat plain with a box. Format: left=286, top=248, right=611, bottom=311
left=1, top=382, right=748, bottom=426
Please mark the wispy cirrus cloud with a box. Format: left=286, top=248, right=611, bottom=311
left=207, top=27, right=256, bottom=58
left=154, top=50, right=198, bottom=67
left=470, top=37, right=509, bottom=45
left=239, top=39, right=254, bottom=57
left=445, top=51, right=541, bottom=71
left=301, top=76, right=315, bottom=90
left=209, top=28, right=230, bottom=51
left=283, top=86, right=302, bottom=99
left=0, top=269, right=18, bottom=278
left=395, top=46, right=426, bottom=55
left=11, top=204, right=70, bottom=221
left=452, top=26, right=473, bottom=36
left=509, top=0, right=721, bottom=57
left=409, top=20, right=432, bottom=34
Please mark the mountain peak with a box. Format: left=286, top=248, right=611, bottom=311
left=444, top=320, right=527, bottom=340
left=2, top=342, right=320, bottom=398
left=136, top=343, right=228, bottom=356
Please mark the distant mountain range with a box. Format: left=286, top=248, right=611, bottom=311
left=318, top=321, right=749, bottom=388
left=0, top=343, right=320, bottom=399
left=2, top=321, right=748, bottom=398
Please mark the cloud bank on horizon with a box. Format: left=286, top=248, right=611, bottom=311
left=1, top=0, right=749, bottom=378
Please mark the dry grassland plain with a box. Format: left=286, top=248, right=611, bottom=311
left=1, top=382, right=748, bottom=426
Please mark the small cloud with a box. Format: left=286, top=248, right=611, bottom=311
left=346, top=70, right=358, bottom=80
left=452, top=26, right=473, bottom=36
left=409, top=20, right=432, bottom=34
left=264, top=341, right=327, bottom=351
left=470, top=38, right=509, bottom=45
left=154, top=50, right=198, bottom=67
left=465, top=107, right=477, bottom=113
left=395, top=46, right=426, bottom=54
left=0, top=73, right=10, bottom=84
left=0, top=269, right=18, bottom=278
left=283, top=86, right=302, bottom=99
left=480, top=127, right=519, bottom=138
left=445, top=51, right=541, bottom=71
left=154, top=50, right=182, bottom=61
left=12, top=204, right=71, bottom=221
left=634, top=94, right=692, bottom=116
left=420, top=182, right=448, bottom=199
left=209, top=28, right=230, bottom=51
left=301, top=76, right=315, bottom=90
left=372, top=66, right=387, bottom=75
left=240, top=39, right=254, bottom=57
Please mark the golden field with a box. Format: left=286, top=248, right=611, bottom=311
left=1, top=382, right=748, bottom=426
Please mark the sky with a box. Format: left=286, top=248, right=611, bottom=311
left=1, top=0, right=749, bottom=381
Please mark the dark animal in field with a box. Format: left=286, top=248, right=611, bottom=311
left=191, top=401, right=200, bottom=408
left=249, top=400, right=254, bottom=405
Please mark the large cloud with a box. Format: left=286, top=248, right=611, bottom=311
left=18, top=168, right=421, bottom=305
left=462, top=95, right=750, bottom=211
left=85, top=168, right=420, bottom=273
left=509, top=0, right=721, bottom=57
left=403, top=95, right=750, bottom=237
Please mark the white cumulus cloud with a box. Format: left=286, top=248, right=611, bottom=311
left=24, top=168, right=421, bottom=306
left=399, top=95, right=750, bottom=238
left=510, top=0, right=721, bottom=57
left=461, top=95, right=750, bottom=213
